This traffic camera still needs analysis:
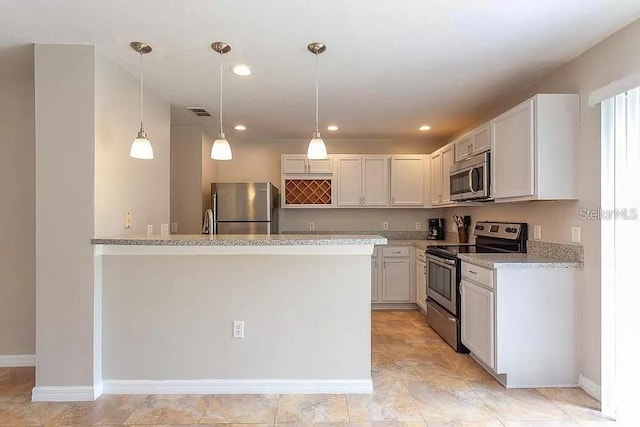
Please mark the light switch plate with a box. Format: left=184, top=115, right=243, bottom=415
left=571, top=226, right=581, bottom=243
left=171, top=222, right=178, bottom=233
left=309, top=221, right=315, bottom=231
left=383, top=221, right=389, bottom=230
left=533, top=225, right=542, bottom=240
left=124, top=212, right=132, bottom=229
left=415, top=222, right=421, bottom=230
left=160, top=223, right=169, bottom=235
left=147, top=224, right=153, bottom=235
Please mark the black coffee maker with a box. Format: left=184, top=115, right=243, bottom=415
left=427, top=218, right=445, bottom=240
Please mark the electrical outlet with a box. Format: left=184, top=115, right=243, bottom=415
left=124, top=212, right=132, bottom=229
left=534, top=225, right=542, bottom=240
left=415, top=222, right=421, bottom=230
left=147, top=224, right=153, bottom=235
left=383, top=221, right=389, bottom=230
left=171, top=222, right=178, bottom=233
left=160, top=223, right=169, bottom=235
left=233, top=320, right=244, bottom=338
left=571, top=226, right=581, bottom=243
left=309, top=221, right=315, bottom=231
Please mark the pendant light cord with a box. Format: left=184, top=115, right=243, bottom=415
left=315, top=52, right=319, bottom=134
left=219, top=52, right=224, bottom=136
left=139, top=51, right=144, bottom=131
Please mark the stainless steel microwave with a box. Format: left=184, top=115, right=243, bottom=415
left=449, top=152, right=491, bottom=201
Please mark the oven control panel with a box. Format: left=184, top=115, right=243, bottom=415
left=474, top=222, right=524, bottom=240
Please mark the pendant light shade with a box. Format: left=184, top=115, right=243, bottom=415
left=307, top=42, right=328, bottom=160
left=129, top=42, right=154, bottom=160
left=130, top=130, right=154, bottom=159
left=307, top=132, right=328, bottom=160
left=211, top=133, right=232, bottom=160
left=211, top=42, right=233, bottom=160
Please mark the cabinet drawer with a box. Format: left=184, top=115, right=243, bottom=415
left=462, top=262, right=493, bottom=289
left=382, top=246, right=410, bottom=257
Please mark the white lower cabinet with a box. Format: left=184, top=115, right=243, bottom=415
left=460, top=261, right=580, bottom=388
left=371, top=253, right=379, bottom=302
left=416, top=257, right=427, bottom=311
left=372, top=245, right=415, bottom=305
left=382, top=258, right=411, bottom=302
left=461, top=279, right=495, bottom=369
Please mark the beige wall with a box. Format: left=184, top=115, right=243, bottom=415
left=34, top=44, right=172, bottom=389
left=170, top=127, right=218, bottom=234
left=34, top=44, right=97, bottom=387
left=102, top=254, right=371, bottom=380
left=216, top=138, right=442, bottom=186
left=95, top=49, right=170, bottom=237
left=214, top=138, right=443, bottom=232
left=201, top=133, right=218, bottom=213
left=0, top=76, right=35, bottom=356
left=444, top=18, right=640, bottom=386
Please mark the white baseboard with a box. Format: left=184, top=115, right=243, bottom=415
left=0, top=354, right=35, bottom=367
left=103, top=379, right=373, bottom=395
left=32, top=385, right=102, bottom=402
left=579, top=374, right=601, bottom=401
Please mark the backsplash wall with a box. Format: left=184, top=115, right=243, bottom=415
left=280, top=208, right=445, bottom=232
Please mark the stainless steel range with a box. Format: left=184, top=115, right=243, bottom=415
left=425, top=221, right=527, bottom=352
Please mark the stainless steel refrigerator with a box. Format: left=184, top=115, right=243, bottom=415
left=208, top=183, right=279, bottom=234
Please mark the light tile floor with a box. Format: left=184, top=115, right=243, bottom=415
left=0, top=310, right=613, bottom=426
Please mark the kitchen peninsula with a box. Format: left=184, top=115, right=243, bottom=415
left=90, top=234, right=385, bottom=396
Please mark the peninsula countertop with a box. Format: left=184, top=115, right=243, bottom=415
left=457, top=253, right=583, bottom=269
left=91, top=234, right=387, bottom=246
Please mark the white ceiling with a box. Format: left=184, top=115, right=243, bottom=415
left=2, top=0, right=640, bottom=142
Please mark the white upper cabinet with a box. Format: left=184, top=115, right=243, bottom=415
left=430, top=144, right=455, bottom=206
left=390, top=155, right=424, bottom=206
left=455, top=125, right=491, bottom=163
left=363, top=156, right=389, bottom=206
left=282, top=154, right=333, bottom=175
left=337, top=155, right=389, bottom=207
left=491, top=94, right=579, bottom=201
left=337, top=156, right=363, bottom=206
left=430, top=150, right=442, bottom=205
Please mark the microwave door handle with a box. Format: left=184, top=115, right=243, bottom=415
left=468, top=168, right=477, bottom=194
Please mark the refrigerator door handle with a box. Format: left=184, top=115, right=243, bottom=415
left=212, top=192, right=217, bottom=235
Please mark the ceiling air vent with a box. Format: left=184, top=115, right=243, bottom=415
left=187, top=107, right=212, bottom=117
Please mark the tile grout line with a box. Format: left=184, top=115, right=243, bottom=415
left=464, top=379, right=504, bottom=422
left=273, top=393, right=282, bottom=424
left=196, top=395, right=212, bottom=424
left=343, top=392, right=352, bottom=423
left=535, top=388, right=575, bottom=422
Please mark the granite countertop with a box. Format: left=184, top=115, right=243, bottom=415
left=457, top=253, right=583, bottom=269
left=91, top=234, right=387, bottom=246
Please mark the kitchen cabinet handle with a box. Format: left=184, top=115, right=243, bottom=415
left=391, top=196, right=395, bottom=204
left=423, top=265, right=427, bottom=274
left=468, top=270, right=478, bottom=275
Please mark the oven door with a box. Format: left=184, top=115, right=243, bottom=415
left=426, top=254, right=458, bottom=315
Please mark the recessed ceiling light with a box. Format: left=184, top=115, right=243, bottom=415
left=327, top=125, right=339, bottom=131
left=231, top=65, right=252, bottom=76
left=234, top=124, right=247, bottom=131
left=419, top=125, right=431, bottom=131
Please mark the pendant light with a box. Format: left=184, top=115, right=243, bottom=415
left=307, top=42, right=328, bottom=160
left=211, top=42, right=233, bottom=160
left=129, top=42, right=154, bottom=160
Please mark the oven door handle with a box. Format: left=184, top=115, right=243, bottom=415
left=426, top=255, right=457, bottom=267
